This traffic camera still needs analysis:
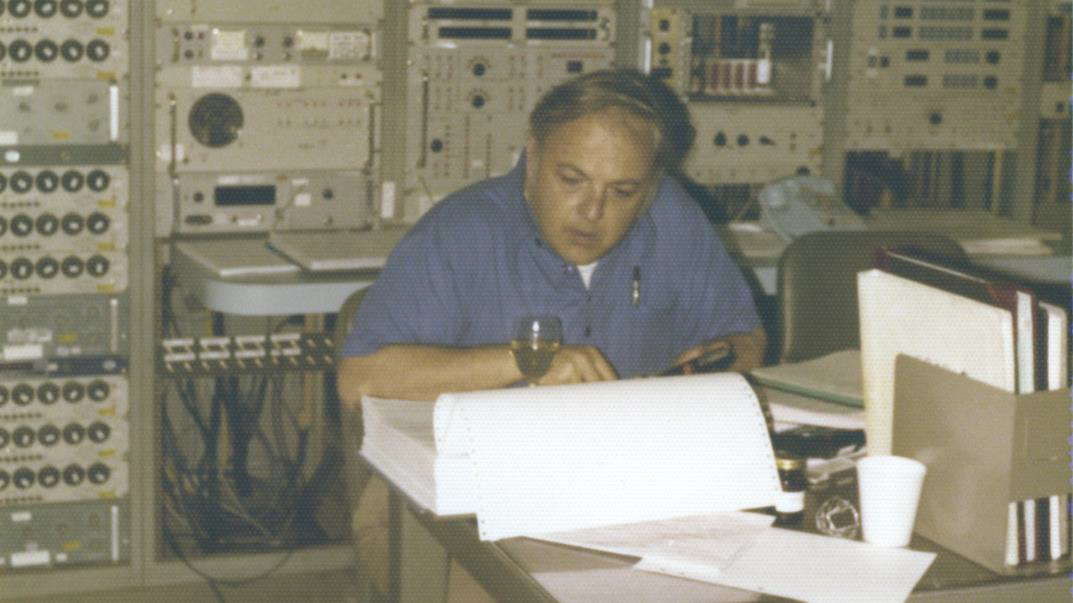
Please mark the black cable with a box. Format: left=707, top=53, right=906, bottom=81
left=255, top=372, right=306, bottom=529
left=163, top=382, right=216, bottom=543
left=157, top=278, right=339, bottom=573
left=160, top=265, right=185, bottom=339
left=269, top=372, right=309, bottom=509
left=164, top=369, right=317, bottom=546
left=174, top=377, right=213, bottom=441
left=161, top=509, right=296, bottom=592
left=162, top=389, right=217, bottom=544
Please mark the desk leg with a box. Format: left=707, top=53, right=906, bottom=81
left=388, top=491, right=401, bottom=601
left=394, top=500, right=449, bottom=603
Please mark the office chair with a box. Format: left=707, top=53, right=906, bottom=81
left=776, top=230, right=969, bottom=364
left=333, top=287, right=394, bottom=601
left=334, top=286, right=369, bottom=493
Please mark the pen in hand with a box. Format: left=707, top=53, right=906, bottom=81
left=660, top=345, right=736, bottom=376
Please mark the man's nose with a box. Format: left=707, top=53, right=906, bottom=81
left=579, top=185, right=607, bottom=222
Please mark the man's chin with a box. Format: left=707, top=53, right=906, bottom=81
left=558, top=248, right=605, bottom=265
left=553, top=234, right=609, bottom=265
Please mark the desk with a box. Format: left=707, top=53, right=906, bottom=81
left=387, top=473, right=1071, bottom=603
left=171, top=238, right=377, bottom=315
left=719, top=209, right=1070, bottom=296
left=352, top=387, right=1066, bottom=603
left=171, top=211, right=1066, bottom=314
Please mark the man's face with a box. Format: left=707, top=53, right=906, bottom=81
left=524, top=110, right=659, bottom=266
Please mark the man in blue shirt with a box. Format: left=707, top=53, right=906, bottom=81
left=338, top=68, right=765, bottom=404
left=337, top=69, right=767, bottom=598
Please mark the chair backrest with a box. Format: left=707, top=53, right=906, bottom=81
left=333, top=287, right=370, bottom=506
left=333, top=287, right=369, bottom=362
left=776, top=230, right=968, bottom=363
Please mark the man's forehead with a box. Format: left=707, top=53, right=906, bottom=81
left=542, top=108, right=658, bottom=142
left=540, top=116, right=655, bottom=160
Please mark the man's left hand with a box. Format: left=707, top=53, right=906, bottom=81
left=675, top=326, right=767, bottom=373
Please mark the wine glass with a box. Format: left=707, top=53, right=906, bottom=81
left=511, top=315, right=562, bottom=386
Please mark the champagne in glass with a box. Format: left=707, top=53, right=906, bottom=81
left=511, top=316, right=562, bottom=385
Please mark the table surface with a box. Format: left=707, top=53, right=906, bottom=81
left=400, top=468, right=1072, bottom=603
left=721, top=209, right=1067, bottom=262
left=171, top=238, right=377, bottom=315
left=172, top=211, right=1069, bottom=314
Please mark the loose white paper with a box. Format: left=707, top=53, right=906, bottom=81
left=436, top=374, right=781, bottom=541
left=687, top=528, right=936, bottom=603
left=535, top=511, right=775, bottom=578
left=750, top=349, right=862, bottom=407
left=764, top=387, right=865, bottom=431
left=529, top=516, right=935, bottom=603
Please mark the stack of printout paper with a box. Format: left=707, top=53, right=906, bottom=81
left=361, top=373, right=781, bottom=539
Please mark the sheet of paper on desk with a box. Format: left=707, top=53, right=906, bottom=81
left=533, top=511, right=775, bottom=581
left=749, top=349, right=862, bottom=408
left=533, top=513, right=934, bottom=603
left=763, top=387, right=865, bottom=431
left=438, top=374, right=780, bottom=541
left=653, top=526, right=935, bottom=603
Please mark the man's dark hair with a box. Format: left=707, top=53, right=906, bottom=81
left=529, top=68, right=695, bottom=172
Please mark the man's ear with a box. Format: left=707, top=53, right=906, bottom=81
left=639, top=168, right=663, bottom=213
left=525, top=137, right=539, bottom=169
left=524, top=136, right=539, bottom=197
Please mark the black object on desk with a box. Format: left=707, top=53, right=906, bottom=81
left=660, top=346, right=736, bottom=375
left=772, top=425, right=865, bottom=460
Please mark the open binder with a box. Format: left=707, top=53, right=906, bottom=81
left=892, top=356, right=1072, bottom=575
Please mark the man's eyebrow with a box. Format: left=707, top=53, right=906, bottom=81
left=554, top=163, right=586, bottom=176
left=554, top=163, right=645, bottom=187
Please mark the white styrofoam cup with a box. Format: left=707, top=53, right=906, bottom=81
left=857, top=455, right=927, bottom=547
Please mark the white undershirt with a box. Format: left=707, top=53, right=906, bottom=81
left=576, top=262, right=598, bottom=289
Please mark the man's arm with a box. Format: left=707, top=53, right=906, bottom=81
left=337, top=343, right=617, bottom=405
left=673, top=326, right=768, bottom=373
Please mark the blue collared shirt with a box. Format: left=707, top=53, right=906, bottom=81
left=341, top=158, right=760, bottom=378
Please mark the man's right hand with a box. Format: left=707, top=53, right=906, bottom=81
left=537, top=345, right=617, bottom=385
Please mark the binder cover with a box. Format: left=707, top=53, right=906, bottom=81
left=892, top=356, right=1071, bottom=574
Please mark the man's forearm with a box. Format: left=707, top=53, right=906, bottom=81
left=337, top=344, right=522, bottom=404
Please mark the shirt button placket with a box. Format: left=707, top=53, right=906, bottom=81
left=584, top=292, right=593, bottom=338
